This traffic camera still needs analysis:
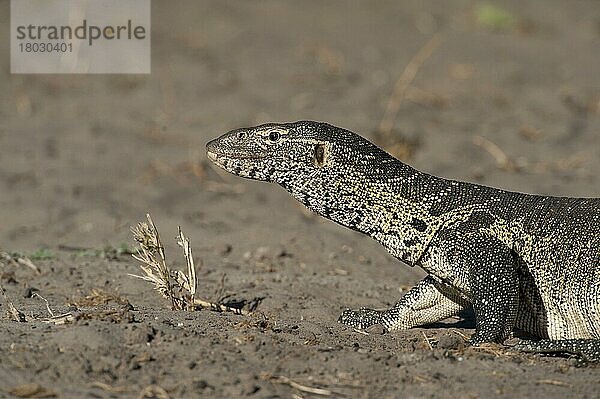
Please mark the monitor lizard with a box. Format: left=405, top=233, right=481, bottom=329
left=206, top=121, right=600, bottom=362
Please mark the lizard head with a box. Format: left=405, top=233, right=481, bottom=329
left=206, top=120, right=419, bottom=240
left=206, top=120, right=386, bottom=186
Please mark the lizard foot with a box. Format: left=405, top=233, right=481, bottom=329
left=338, top=307, right=386, bottom=331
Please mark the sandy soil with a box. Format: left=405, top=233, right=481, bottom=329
left=1, top=1, right=599, bottom=398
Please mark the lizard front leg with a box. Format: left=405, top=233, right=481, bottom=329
left=338, top=276, right=468, bottom=331
left=462, top=234, right=520, bottom=344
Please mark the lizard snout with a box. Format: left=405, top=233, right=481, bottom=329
left=205, top=138, right=220, bottom=158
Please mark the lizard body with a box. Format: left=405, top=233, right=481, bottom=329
left=206, top=121, right=600, bottom=361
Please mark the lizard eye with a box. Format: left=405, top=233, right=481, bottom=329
left=236, top=131, right=247, bottom=140
left=268, top=131, right=281, bottom=142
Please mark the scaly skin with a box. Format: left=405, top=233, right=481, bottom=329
left=206, top=121, right=600, bottom=362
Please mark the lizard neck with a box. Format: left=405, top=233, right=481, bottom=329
left=279, top=158, right=449, bottom=265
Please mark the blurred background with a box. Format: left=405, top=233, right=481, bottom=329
left=1, top=0, right=599, bottom=253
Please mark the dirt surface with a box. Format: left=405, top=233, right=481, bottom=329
left=1, top=1, right=600, bottom=398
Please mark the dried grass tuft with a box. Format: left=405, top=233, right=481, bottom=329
left=130, top=214, right=178, bottom=308
left=130, top=213, right=254, bottom=315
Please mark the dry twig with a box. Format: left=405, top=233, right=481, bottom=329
left=411, top=373, right=431, bottom=383
left=1, top=281, right=73, bottom=324
left=41, top=313, right=75, bottom=325
left=193, top=298, right=252, bottom=315
left=473, top=136, right=588, bottom=175
left=269, top=375, right=333, bottom=396
left=537, top=379, right=571, bottom=388
left=176, top=226, right=197, bottom=310
left=422, top=331, right=434, bottom=350
left=451, top=329, right=470, bottom=341
left=472, top=135, right=517, bottom=172
left=32, top=292, right=74, bottom=324
left=32, top=293, right=54, bottom=317
left=379, top=35, right=442, bottom=136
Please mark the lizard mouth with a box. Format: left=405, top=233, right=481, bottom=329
left=206, top=150, right=267, bottom=162
left=206, top=150, right=219, bottom=163
left=205, top=138, right=268, bottom=172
